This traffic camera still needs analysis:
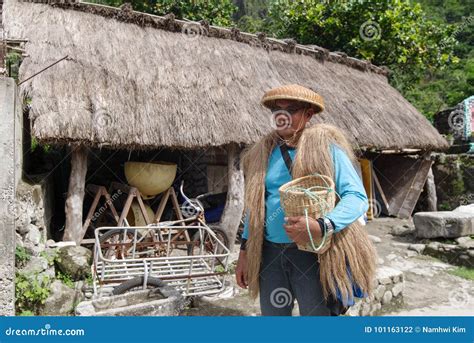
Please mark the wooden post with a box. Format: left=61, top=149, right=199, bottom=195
left=424, top=166, right=438, bottom=211
left=219, top=143, right=244, bottom=253
left=63, top=145, right=88, bottom=243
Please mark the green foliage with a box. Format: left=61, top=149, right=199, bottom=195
left=15, top=272, right=51, bottom=315
left=154, top=0, right=237, bottom=26
left=31, top=136, right=51, bottom=153
left=267, top=0, right=456, bottom=87
left=86, top=0, right=237, bottom=26
left=18, top=310, right=35, bottom=316
left=85, top=273, right=94, bottom=286
left=448, top=267, right=474, bottom=281
left=6, top=52, right=22, bottom=80
left=56, top=270, right=75, bottom=289
left=15, top=247, right=31, bottom=268
left=39, top=249, right=59, bottom=267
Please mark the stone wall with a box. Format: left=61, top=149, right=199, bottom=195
left=423, top=237, right=474, bottom=268
left=432, top=153, right=474, bottom=210
left=0, top=77, right=21, bottom=316
left=346, top=266, right=404, bottom=316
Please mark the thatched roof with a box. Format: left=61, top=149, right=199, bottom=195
left=3, top=0, right=447, bottom=151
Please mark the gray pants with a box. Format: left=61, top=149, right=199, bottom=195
left=259, top=240, right=348, bottom=316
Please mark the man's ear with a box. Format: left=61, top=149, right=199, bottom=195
left=305, top=108, right=315, bottom=119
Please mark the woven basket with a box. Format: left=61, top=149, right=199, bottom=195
left=279, top=174, right=336, bottom=253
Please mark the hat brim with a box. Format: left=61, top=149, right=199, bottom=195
left=261, top=95, right=324, bottom=113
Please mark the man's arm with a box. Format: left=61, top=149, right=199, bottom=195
left=324, top=144, right=368, bottom=232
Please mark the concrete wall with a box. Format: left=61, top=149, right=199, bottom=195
left=0, top=77, right=21, bottom=315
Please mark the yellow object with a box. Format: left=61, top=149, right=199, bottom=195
left=261, top=84, right=325, bottom=113
left=126, top=201, right=154, bottom=226
left=124, top=161, right=177, bottom=199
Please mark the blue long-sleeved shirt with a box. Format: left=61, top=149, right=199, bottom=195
left=242, top=143, right=368, bottom=243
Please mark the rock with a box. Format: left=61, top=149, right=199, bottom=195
left=408, top=244, right=426, bottom=254
left=377, top=258, right=384, bottom=265
left=453, top=204, right=474, bottom=215
left=49, top=241, right=76, bottom=248
left=455, top=237, right=474, bottom=249
left=24, top=241, right=46, bottom=257
left=24, top=224, right=42, bottom=245
left=370, top=303, right=382, bottom=315
left=376, top=266, right=403, bottom=285
left=361, top=302, right=371, bottom=316
left=426, top=241, right=440, bottom=251
left=21, top=256, right=48, bottom=274
left=16, top=223, right=31, bottom=236
left=390, top=225, right=415, bottom=236
left=390, top=242, right=410, bottom=249
left=15, top=232, right=24, bottom=247
left=405, top=250, right=418, bottom=258
left=374, top=285, right=386, bottom=301
left=413, top=211, right=474, bottom=238
left=386, top=253, right=398, bottom=261
left=392, top=283, right=404, bottom=297
left=56, top=246, right=92, bottom=280
left=46, top=239, right=56, bottom=248
left=382, top=291, right=393, bottom=305
left=369, top=235, right=382, bottom=243
left=40, top=280, right=80, bottom=315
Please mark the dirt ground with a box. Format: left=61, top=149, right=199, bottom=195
left=184, top=218, right=474, bottom=316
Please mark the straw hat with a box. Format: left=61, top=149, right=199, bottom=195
left=261, top=84, right=325, bottom=113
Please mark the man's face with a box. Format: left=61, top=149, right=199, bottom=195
left=271, top=99, right=314, bottom=135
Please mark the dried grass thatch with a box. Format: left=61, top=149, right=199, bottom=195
left=3, top=0, right=447, bottom=150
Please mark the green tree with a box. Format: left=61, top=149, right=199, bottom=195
left=267, top=0, right=457, bottom=93
left=87, top=0, right=236, bottom=26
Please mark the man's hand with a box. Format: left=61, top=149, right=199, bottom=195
left=235, top=249, right=248, bottom=289
left=283, top=216, right=322, bottom=245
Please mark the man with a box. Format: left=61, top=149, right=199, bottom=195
left=235, top=84, right=371, bottom=316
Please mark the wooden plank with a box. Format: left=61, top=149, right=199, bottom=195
left=397, top=159, right=433, bottom=218
left=359, top=159, right=374, bottom=220
left=372, top=171, right=390, bottom=215
left=153, top=188, right=171, bottom=223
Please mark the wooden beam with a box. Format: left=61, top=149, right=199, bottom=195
left=219, top=143, right=244, bottom=253
left=424, top=166, right=438, bottom=211
left=63, top=145, right=88, bottom=243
